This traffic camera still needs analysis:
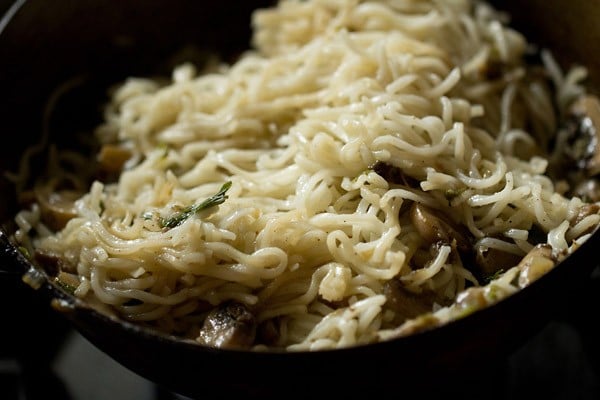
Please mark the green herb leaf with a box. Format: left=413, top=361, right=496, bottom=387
left=160, top=181, right=232, bottom=229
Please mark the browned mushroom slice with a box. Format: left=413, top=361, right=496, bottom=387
left=34, top=185, right=82, bottom=231
left=570, top=203, right=600, bottom=228
left=409, top=202, right=470, bottom=252
left=34, top=248, right=69, bottom=276
left=570, top=95, right=600, bottom=176
left=383, top=279, right=444, bottom=324
left=371, top=161, right=419, bottom=187
left=516, top=244, right=556, bottom=288
left=54, top=271, right=80, bottom=295
left=555, top=95, right=600, bottom=179
left=475, top=245, right=522, bottom=278
left=97, top=144, right=132, bottom=173
left=197, top=301, right=257, bottom=349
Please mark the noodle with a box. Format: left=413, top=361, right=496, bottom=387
left=10, top=0, right=600, bottom=351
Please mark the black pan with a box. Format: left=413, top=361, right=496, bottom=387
left=1, top=1, right=599, bottom=398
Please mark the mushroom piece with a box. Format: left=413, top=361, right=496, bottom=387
left=96, top=144, right=133, bottom=182
left=372, top=161, right=419, bottom=187
left=551, top=95, right=600, bottom=181
left=383, top=279, right=443, bottom=324
left=570, top=203, right=600, bottom=228
left=196, top=301, right=257, bottom=349
left=547, top=95, right=600, bottom=195
left=409, top=202, right=470, bottom=252
left=568, top=95, right=600, bottom=176
left=34, top=184, right=83, bottom=231
left=33, top=249, right=69, bottom=276
left=516, top=244, right=556, bottom=288
left=475, top=245, right=523, bottom=278
left=97, top=144, right=132, bottom=172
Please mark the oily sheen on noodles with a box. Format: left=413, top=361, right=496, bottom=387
left=12, top=0, right=600, bottom=351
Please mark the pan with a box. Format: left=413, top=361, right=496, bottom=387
left=1, top=0, right=599, bottom=398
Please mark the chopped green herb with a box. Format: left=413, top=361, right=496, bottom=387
left=160, top=181, right=232, bottom=229
left=142, top=211, right=154, bottom=220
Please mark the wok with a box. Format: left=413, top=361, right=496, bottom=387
left=1, top=0, right=600, bottom=398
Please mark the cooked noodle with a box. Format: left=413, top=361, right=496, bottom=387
left=10, top=0, right=600, bottom=351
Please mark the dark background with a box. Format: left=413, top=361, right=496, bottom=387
left=2, top=1, right=600, bottom=399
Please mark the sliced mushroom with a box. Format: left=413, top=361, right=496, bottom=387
left=383, top=279, right=443, bottom=324
left=97, top=144, right=132, bottom=173
left=196, top=301, right=257, bottom=349
left=549, top=95, right=600, bottom=179
left=372, top=161, right=419, bottom=187
left=34, top=248, right=69, bottom=276
left=570, top=203, right=600, bottom=227
left=558, top=95, right=600, bottom=177
left=409, top=202, right=470, bottom=252
left=34, top=185, right=82, bottom=231
left=516, top=244, right=555, bottom=288
left=54, top=271, right=80, bottom=295
left=475, top=245, right=522, bottom=278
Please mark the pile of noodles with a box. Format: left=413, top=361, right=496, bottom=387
left=12, top=0, right=599, bottom=351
